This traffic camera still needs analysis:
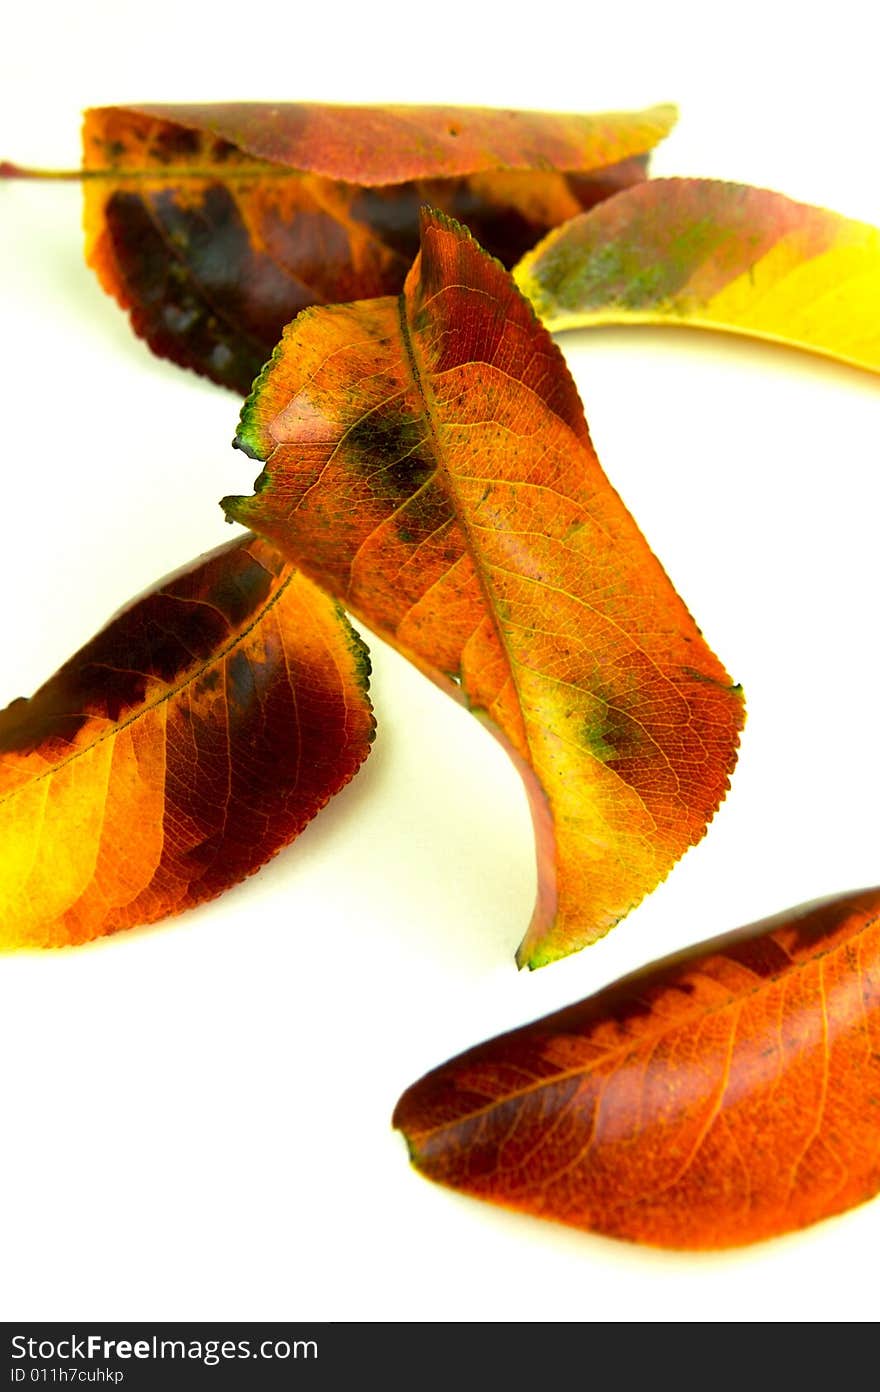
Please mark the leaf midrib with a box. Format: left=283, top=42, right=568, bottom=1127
left=81, top=162, right=306, bottom=181
left=394, top=287, right=540, bottom=775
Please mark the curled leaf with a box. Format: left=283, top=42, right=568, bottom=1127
left=224, top=209, right=743, bottom=967
left=515, top=178, right=880, bottom=372
left=77, top=101, right=676, bottom=392
left=0, top=534, right=374, bottom=947
left=394, top=888, right=880, bottom=1249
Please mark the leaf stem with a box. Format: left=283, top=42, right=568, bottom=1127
left=0, top=161, right=84, bottom=181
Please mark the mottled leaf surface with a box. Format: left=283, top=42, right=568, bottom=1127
left=80, top=102, right=676, bottom=392
left=225, top=210, right=743, bottom=967
left=394, top=888, right=880, bottom=1249
left=0, top=535, right=374, bottom=947
left=516, top=178, right=880, bottom=372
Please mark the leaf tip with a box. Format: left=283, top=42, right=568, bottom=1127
left=516, top=926, right=612, bottom=971
left=219, top=494, right=252, bottom=529
left=417, top=202, right=510, bottom=281
left=650, top=101, right=679, bottom=134
left=232, top=427, right=264, bottom=463
left=391, top=1113, right=416, bottom=1157
left=222, top=451, right=275, bottom=528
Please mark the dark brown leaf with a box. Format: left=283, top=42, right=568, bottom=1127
left=76, top=101, right=676, bottom=391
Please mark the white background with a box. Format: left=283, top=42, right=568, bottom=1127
left=0, top=0, right=878, bottom=1324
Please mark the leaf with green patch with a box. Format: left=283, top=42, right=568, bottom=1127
left=224, top=209, right=743, bottom=968
left=515, top=178, right=880, bottom=372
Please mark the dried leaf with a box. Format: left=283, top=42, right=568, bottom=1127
left=515, top=178, right=880, bottom=372
left=0, top=534, right=374, bottom=947
left=76, top=101, right=676, bottom=392
left=224, top=210, right=743, bottom=967
left=394, top=888, right=880, bottom=1249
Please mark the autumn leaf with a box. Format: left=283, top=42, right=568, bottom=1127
left=19, top=101, right=674, bottom=394
left=394, top=887, right=880, bottom=1249
left=515, top=178, right=880, bottom=372
left=223, top=209, right=744, bottom=968
left=0, top=534, right=374, bottom=947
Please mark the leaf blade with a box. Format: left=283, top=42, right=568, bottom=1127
left=0, top=534, right=374, bottom=947
left=225, top=210, right=744, bottom=966
left=394, top=888, right=880, bottom=1248
left=115, top=101, right=679, bottom=184
left=80, top=102, right=676, bottom=392
left=515, top=178, right=880, bottom=373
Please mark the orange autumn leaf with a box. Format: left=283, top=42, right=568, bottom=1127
left=224, top=210, right=744, bottom=968
left=515, top=178, right=880, bottom=373
left=0, top=534, right=374, bottom=947
left=394, top=887, right=880, bottom=1250
left=68, top=101, right=675, bottom=393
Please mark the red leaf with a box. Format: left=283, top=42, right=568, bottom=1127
left=394, top=888, right=880, bottom=1248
